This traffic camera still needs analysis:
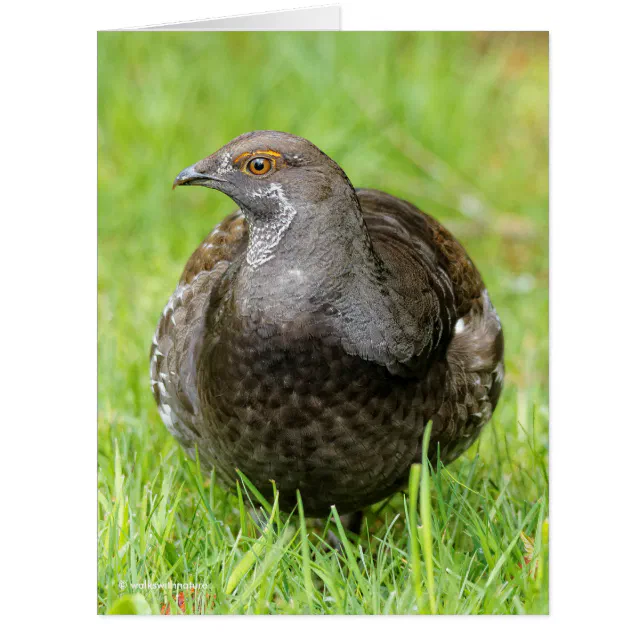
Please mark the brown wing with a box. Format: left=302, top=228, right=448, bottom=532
left=149, top=210, right=247, bottom=455
left=357, top=189, right=504, bottom=463
left=357, top=188, right=484, bottom=321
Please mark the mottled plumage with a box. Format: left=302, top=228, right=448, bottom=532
left=150, top=131, right=503, bottom=517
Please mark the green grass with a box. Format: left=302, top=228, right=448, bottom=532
left=98, top=31, right=548, bottom=615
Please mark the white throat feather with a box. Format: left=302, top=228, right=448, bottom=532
left=245, top=183, right=297, bottom=268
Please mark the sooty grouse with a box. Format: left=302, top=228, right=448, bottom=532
left=150, top=130, right=504, bottom=522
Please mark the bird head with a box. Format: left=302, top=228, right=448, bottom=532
left=173, top=130, right=355, bottom=218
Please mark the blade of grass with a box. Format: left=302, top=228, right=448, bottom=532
left=419, top=423, right=437, bottom=614
left=330, top=505, right=371, bottom=601
left=225, top=491, right=280, bottom=595
left=484, top=501, right=541, bottom=591
left=296, top=490, right=315, bottom=612
left=235, top=468, right=273, bottom=516
left=407, top=464, right=425, bottom=612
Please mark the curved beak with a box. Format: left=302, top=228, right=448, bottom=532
left=172, top=163, right=229, bottom=190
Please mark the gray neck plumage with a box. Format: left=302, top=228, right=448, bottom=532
left=238, top=183, right=380, bottom=312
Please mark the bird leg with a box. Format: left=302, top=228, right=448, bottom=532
left=322, top=510, right=364, bottom=552
left=247, top=507, right=363, bottom=553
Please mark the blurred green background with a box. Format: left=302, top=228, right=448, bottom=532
left=98, top=32, right=548, bottom=614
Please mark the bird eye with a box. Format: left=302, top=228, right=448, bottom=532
left=246, top=157, right=273, bottom=176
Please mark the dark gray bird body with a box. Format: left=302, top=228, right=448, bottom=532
left=150, top=131, right=504, bottom=517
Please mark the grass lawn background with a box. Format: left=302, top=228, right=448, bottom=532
left=98, top=31, right=549, bottom=615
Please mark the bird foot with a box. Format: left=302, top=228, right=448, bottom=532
left=317, top=510, right=363, bottom=553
